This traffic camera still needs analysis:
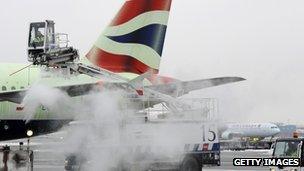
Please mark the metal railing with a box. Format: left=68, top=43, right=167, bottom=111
left=120, top=97, right=219, bottom=123
left=55, top=33, right=70, bottom=48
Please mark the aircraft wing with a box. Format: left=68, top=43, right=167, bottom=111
left=0, top=76, right=245, bottom=104
left=0, top=83, right=98, bottom=104
left=146, top=77, right=246, bottom=97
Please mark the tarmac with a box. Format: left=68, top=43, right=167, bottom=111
left=0, top=131, right=272, bottom=171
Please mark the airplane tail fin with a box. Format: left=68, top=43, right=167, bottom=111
left=86, top=0, right=172, bottom=75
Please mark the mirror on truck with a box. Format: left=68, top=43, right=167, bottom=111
left=297, top=141, right=302, bottom=158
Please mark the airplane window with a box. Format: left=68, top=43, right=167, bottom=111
left=11, top=86, right=16, bottom=90
left=20, top=86, right=24, bottom=89
left=2, top=86, right=6, bottom=91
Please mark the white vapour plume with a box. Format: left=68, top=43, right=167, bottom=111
left=63, top=90, right=124, bottom=170
left=21, top=80, right=213, bottom=170
left=60, top=90, right=210, bottom=170
left=22, top=84, right=72, bottom=122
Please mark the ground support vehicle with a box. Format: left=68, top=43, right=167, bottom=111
left=0, top=143, right=33, bottom=171
left=270, top=137, right=304, bottom=171
left=65, top=98, right=221, bottom=171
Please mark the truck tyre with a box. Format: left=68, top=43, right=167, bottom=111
left=217, top=160, right=221, bottom=166
left=180, top=156, right=201, bottom=171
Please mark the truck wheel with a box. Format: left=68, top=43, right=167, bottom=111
left=217, top=160, right=221, bottom=166
left=180, top=156, right=200, bottom=171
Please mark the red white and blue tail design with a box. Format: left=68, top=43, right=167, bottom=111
left=86, top=0, right=172, bottom=74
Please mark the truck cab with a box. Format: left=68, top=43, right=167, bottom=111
left=270, top=138, right=304, bottom=171
left=27, top=20, right=78, bottom=66
left=28, top=20, right=55, bottom=60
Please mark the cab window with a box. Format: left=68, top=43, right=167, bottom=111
left=274, top=141, right=300, bottom=157
left=29, top=22, right=46, bottom=47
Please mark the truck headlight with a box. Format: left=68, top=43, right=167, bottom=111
left=26, top=130, right=33, bottom=137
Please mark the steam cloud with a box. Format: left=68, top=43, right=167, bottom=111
left=22, top=83, right=213, bottom=170
left=22, top=84, right=73, bottom=123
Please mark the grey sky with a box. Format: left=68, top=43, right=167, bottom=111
left=0, top=0, right=303, bottom=123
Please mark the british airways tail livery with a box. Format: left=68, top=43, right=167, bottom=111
left=86, top=0, right=172, bottom=74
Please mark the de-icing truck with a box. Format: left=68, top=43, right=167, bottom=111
left=64, top=98, right=221, bottom=171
